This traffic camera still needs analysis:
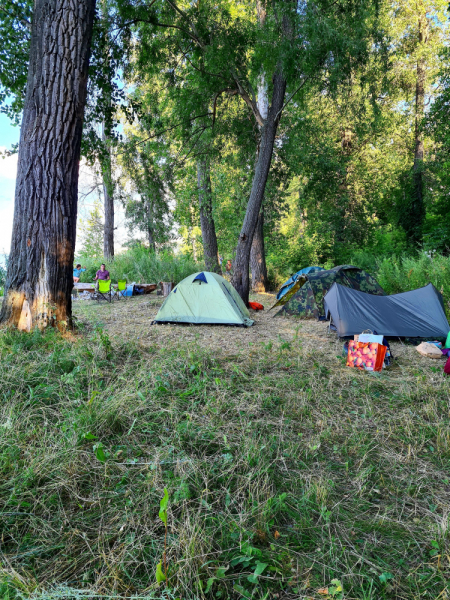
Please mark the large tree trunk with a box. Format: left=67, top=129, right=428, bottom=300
left=250, top=208, right=268, bottom=292
left=101, top=0, right=114, bottom=260
left=0, top=0, right=96, bottom=330
left=251, top=2, right=269, bottom=295
left=102, top=123, right=115, bottom=259
left=231, top=71, right=286, bottom=304
left=197, top=158, right=221, bottom=273
left=411, top=13, right=428, bottom=244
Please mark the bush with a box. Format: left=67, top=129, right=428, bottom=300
left=0, top=253, right=8, bottom=296
left=376, top=252, right=450, bottom=301
left=76, top=247, right=202, bottom=285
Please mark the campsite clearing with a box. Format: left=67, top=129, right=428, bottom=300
left=1, top=293, right=449, bottom=599
left=74, top=292, right=438, bottom=366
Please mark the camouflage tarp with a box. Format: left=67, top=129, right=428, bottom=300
left=274, top=265, right=385, bottom=319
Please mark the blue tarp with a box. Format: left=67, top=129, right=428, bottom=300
left=276, top=266, right=324, bottom=300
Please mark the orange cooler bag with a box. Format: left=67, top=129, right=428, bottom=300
left=347, top=340, right=386, bottom=372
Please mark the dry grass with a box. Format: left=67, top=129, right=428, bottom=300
left=0, top=292, right=449, bottom=600
left=73, top=291, right=429, bottom=370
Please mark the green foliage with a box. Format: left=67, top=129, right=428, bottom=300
left=0, top=254, right=8, bottom=295
left=375, top=252, right=450, bottom=303
left=78, top=199, right=104, bottom=259
left=155, top=561, right=166, bottom=584
left=159, top=487, right=169, bottom=525
left=76, top=245, right=200, bottom=285
left=0, top=0, right=32, bottom=121
left=328, top=579, right=344, bottom=599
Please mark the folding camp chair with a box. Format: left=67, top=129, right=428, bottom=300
left=96, top=279, right=115, bottom=303
left=117, top=279, right=128, bottom=300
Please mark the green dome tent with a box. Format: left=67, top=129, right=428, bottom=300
left=273, top=265, right=385, bottom=319
left=154, top=271, right=254, bottom=327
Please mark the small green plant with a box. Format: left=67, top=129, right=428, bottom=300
left=379, top=572, right=394, bottom=584
left=429, top=540, right=440, bottom=557
left=96, top=327, right=113, bottom=359
left=93, top=442, right=106, bottom=463
left=329, top=579, right=344, bottom=598
left=156, top=488, right=169, bottom=586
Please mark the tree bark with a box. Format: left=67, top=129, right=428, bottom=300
left=250, top=2, right=269, bottom=295
left=411, top=13, right=428, bottom=243
left=189, top=227, right=198, bottom=262
left=146, top=198, right=156, bottom=252
left=102, top=123, right=115, bottom=259
left=197, top=158, right=221, bottom=273
left=231, top=70, right=286, bottom=304
left=101, top=0, right=114, bottom=260
left=0, top=0, right=96, bottom=330
left=250, top=208, right=268, bottom=292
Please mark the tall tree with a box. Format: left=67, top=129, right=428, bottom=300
left=250, top=0, right=269, bottom=293
left=197, top=155, right=221, bottom=273
left=0, top=0, right=96, bottom=330
left=230, top=0, right=377, bottom=303
left=250, top=209, right=268, bottom=291
left=389, top=0, right=447, bottom=243
left=100, top=0, right=115, bottom=259
left=101, top=120, right=115, bottom=258
left=120, top=130, right=173, bottom=250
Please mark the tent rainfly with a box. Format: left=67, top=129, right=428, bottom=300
left=324, top=282, right=450, bottom=338
left=276, top=266, right=325, bottom=300
left=273, top=264, right=385, bottom=319
left=154, top=271, right=254, bottom=327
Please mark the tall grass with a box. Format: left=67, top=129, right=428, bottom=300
left=269, top=248, right=450, bottom=305
left=76, top=247, right=202, bottom=285
left=1, top=307, right=449, bottom=599
left=375, top=252, right=450, bottom=299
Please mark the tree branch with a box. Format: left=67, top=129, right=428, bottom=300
left=165, top=0, right=205, bottom=48
left=232, top=73, right=264, bottom=127
left=177, top=43, right=227, bottom=80
left=274, top=76, right=310, bottom=121
left=0, top=5, right=31, bottom=31
left=117, top=112, right=213, bottom=155
left=212, top=88, right=238, bottom=125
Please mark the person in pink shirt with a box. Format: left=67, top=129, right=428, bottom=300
left=93, top=264, right=110, bottom=290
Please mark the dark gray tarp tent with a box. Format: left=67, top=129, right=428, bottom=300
left=324, top=283, right=449, bottom=338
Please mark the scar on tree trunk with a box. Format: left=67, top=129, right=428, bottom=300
left=250, top=208, right=268, bottom=292
left=0, top=0, right=96, bottom=331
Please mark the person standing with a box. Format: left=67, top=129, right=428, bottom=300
left=73, top=264, right=86, bottom=283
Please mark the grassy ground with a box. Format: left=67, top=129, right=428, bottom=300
left=0, top=293, right=449, bottom=600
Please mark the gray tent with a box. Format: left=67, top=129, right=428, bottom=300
left=324, top=283, right=449, bottom=338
